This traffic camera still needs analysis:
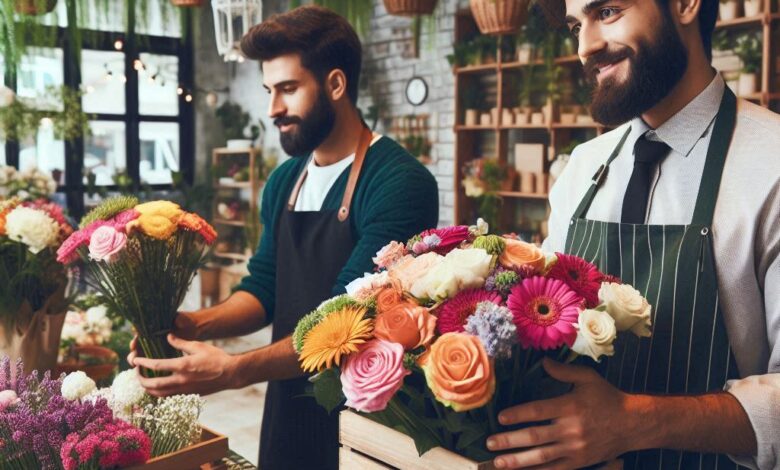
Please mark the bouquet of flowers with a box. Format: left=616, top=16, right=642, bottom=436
left=0, top=197, right=72, bottom=327
left=56, top=197, right=216, bottom=376
left=0, top=166, right=58, bottom=201
left=0, top=359, right=151, bottom=470
left=293, top=221, right=652, bottom=460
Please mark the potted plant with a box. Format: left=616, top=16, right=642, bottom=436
left=470, top=0, right=530, bottom=35
left=516, top=66, right=538, bottom=124
left=712, top=30, right=733, bottom=58
left=719, top=0, right=741, bottom=21
left=383, top=0, right=438, bottom=15
left=13, top=0, right=57, bottom=14
left=735, top=32, right=762, bottom=96
left=743, top=0, right=761, bottom=16
left=215, top=101, right=260, bottom=149
left=573, top=76, right=593, bottom=123
left=0, top=86, right=91, bottom=143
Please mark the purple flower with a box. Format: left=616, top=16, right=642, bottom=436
left=464, top=302, right=517, bottom=359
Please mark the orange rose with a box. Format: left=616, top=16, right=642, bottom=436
left=374, top=304, right=437, bottom=350
left=419, top=332, right=495, bottom=412
left=375, top=286, right=407, bottom=314
left=499, top=238, right=545, bottom=272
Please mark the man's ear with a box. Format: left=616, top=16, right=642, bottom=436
left=325, top=69, right=348, bottom=102
left=673, top=0, right=702, bottom=26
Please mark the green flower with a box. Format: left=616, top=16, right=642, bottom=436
left=473, top=235, right=506, bottom=256
left=79, top=195, right=139, bottom=228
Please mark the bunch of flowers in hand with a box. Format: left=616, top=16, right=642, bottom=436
left=293, top=220, right=653, bottom=461
left=0, top=196, right=73, bottom=326
left=0, top=358, right=150, bottom=470
left=57, top=196, right=217, bottom=376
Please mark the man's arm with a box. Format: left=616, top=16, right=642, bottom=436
left=175, top=291, right=267, bottom=341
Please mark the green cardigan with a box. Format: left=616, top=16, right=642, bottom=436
left=235, top=136, right=439, bottom=322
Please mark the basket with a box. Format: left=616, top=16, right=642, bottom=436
left=469, top=0, right=528, bottom=35
left=383, top=0, right=438, bottom=16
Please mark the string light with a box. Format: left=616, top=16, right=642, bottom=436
left=133, top=59, right=145, bottom=71
left=114, top=39, right=124, bottom=51
left=176, top=86, right=184, bottom=96
left=184, top=94, right=193, bottom=103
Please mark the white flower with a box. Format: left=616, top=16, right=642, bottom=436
left=61, top=371, right=97, bottom=401
left=84, top=306, right=113, bottom=344
left=599, top=283, right=652, bottom=337
left=475, top=218, right=489, bottom=236
left=61, top=311, right=88, bottom=344
left=410, top=248, right=493, bottom=301
left=572, top=309, right=617, bottom=362
left=4, top=206, right=60, bottom=253
left=345, top=271, right=389, bottom=298
left=112, top=369, right=147, bottom=408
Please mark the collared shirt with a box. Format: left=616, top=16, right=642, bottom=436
left=543, top=74, right=780, bottom=469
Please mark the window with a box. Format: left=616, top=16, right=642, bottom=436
left=1, top=8, right=193, bottom=219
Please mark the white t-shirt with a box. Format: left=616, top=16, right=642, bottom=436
left=294, top=154, right=355, bottom=211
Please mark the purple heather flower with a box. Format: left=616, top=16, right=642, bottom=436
left=464, top=301, right=517, bottom=359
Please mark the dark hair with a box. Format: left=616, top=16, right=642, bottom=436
left=240, top=5, right=363, bottom=104
left=537, top=0, right=718, bottom=61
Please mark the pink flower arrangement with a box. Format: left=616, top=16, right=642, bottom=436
left=61, top=420, right=151, bottom=470
left=341, top=340, right=410, bottom=412
left=507, top=276, right=583, bottom=350
left=88, top=226, right=127, bottom=262
left=412, top=225, right=470, bottom=255
left=373, top=241, right=408, bottom=269
left=547, top=252, right=604, bottom=308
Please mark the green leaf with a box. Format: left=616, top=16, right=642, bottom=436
left=456, top=424, right=487, bottom=451
left=311, top=368, right=345, bottom=414
left=443, top=410, right=466, bottom=433
left=410, top=428, right=442, bottom=457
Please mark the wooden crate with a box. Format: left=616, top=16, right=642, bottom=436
left=339, top=410, right=496, bottom=470
left=127, top=426, right=229, bottom=470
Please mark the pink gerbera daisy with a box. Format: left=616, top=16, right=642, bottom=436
left=420, top=225, right=470, bottom=255
left=437, top=289, right=502, bottom=334
left=507, top=276, right=584, bottom=350
left=547, top=253, right=602, bottom=308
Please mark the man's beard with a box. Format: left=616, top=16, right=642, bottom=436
left=585, top=14, right=688, bottom=126
left=276, top=89, right=336, bottom=157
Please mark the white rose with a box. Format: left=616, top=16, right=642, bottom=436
left=345, top=271, right=389, bottom=298
left=61, top=371, right=97, bottom=401
left=599, top=283, right=652, bottom=337
left=85, top=305, right=109, bottom=324
left=111, top=369, right=147, bottom=408
left=410, top=248, right=493, bottom=301
left=572, top=309, right=617, bottom=362
left=5, top=207, right=60, bottom=253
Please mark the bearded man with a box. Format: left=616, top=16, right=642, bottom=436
left=129, top=6, right=439, bottom=469
left=486, top=0, right=780, bottom=468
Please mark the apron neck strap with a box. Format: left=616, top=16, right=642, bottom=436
left=690, top=86, right=737, bottom=226
left=287, top=126, right=374, bottom=222
left=571, top=125, right=632, bottom=220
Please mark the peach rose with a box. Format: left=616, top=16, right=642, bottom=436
left=499, top=238, right=545, bottom=272
left=374, top=304, right=437, bottom=350
left=375, top=286, right=407, bottom=314
left=388, top=252, right=443, bottom=294
left=419, top=332, right=495, bottom=412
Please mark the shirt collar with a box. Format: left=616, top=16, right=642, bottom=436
left=628, top=73, right=724, bottom=157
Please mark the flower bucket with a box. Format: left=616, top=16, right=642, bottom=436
left=470, top=0, right=529, bottom=35
left=340, top=410, right=496, bottom=469
left=383, top=0, right=438, bottom=16
left=0, top=288, right=67, bottom=377
left=55, top=345, right=119, bottom=384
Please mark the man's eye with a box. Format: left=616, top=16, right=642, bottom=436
left=570, top=24, right=581, bottom=37
left=283, top=87, right=296, bottom=94
left=599, top=7, right=619, bottom=20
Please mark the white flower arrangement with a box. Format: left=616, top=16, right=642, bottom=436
left=111, top=369, right=147, bottom=411
left=61, top=371, right=97, bottom=401
left=5, top=206, right=61, bottom=253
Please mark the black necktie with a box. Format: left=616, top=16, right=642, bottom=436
left=621, top=134, right=670, bottom=224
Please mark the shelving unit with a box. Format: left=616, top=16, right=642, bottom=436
left=453, top=5, right=780, bottom=242
left=210, top=147, right=263, bottom=263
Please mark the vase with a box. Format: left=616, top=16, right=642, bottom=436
left=465, top=109, right=479, bottom=126
left=738, top=72, right=758, bottom=96
left=0, top=287, right=67, bottom=377
left=719, top=0, right=740, bottom=20
left=743, top=0, right=761, bottom=16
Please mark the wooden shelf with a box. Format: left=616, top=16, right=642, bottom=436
left=740, top=92, right=763, bottom=100
left=214, top=181, right=252, bottom=189
left=552, top=122, right=603, bottom=129
left=715, top=13, right=780, bottom=29
left=495, top=191, right=549, bottom=200
left=213, top=147, right=258, bottom=154
left=213, top=252, right=250, bottom=261
left=454, top=63, right=498, bottom=74
left=501, top=55, right=580, bottom=70
left=455, top=124, right=498, bottom=131
left=501, top=123, right=549, bottom=129
left=212, top=218, right=246, bottom=227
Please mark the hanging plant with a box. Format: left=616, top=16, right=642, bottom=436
left=170, top=0, right=203, bottom=5
left=470, top=0, right=530, bottom=36
left=13, top=0, right=58, bottom=15
left=0, top=85, right=91, bottom=142
left=383, top=0, right=438, bottom=16
left=290, top=0, right=374, bottom=37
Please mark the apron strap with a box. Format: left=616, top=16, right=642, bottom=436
left=286, top=126, right=374, bottom=222
left=571, top=126, right=632, bottom=220
left=690, top=87, right=737, bottom=226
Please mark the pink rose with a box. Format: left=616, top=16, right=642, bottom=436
left=0, top=390, right=19, bottom=411
left=341, top=340, right=410, bottom=412
left=372, top=241, right=408, bottom=269
left=388, top=252, right=443, bottom=294
left=88, top=225, right=127, bottom=262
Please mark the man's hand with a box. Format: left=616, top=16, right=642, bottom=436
left=487, top=358, right=639, bottom=469
left=130, top=334, right=240, bottom=397
left=173, top=311, right=201, bottom=340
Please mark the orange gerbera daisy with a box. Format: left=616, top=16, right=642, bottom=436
left=178, top=213, right=218, bottom=245
left=299, top=306, right=373, bottom=373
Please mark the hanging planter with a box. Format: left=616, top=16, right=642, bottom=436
left=171, top=0, right=203, bottom=5
left=13, top=0, right=57, bottom=15
left=470, top=0, right=529, bottom=35
left=383, top=0, right=438, bottom=16
left=212, top=0, right=263, bottom=62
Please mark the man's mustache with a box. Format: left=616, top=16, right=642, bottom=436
left=583, top=46, right=634, bottom=82
left=274, top=116, right=303, bottom=128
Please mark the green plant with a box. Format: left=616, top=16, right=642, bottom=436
left=171, top=168, right=216, bottom=219
left=519, top=66, right=542, bottom=107
left=215, top=101, right=260, bottom=143
left=735, top=33, right=762, bottom=74
left=289, top=0, right=374, bottom=36
left=0, top=86, right=91, bottom=142
left=461, top=85, right=483, bottom=110
left=712, top=30, right=733, bottom=52
left=573, top=75, right=592, bottom=106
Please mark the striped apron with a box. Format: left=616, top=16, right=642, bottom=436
left=564, top=88, right=748, bottom=470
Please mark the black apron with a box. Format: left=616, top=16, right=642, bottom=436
left=564, top=88, right=748, bottom=469
left=258, top=127, right=373, bottom=469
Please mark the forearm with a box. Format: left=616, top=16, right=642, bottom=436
left=230, top=335, right=304, bottom=388
left=194, top=291, right=267, bottom=340
left=629, top=391, right=757, bottom=456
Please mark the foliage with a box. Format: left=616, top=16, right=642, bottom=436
left=215, top=101, right=261, bottom=143
left=735, top=32, right=762, bottom=74
left=0, top=86, right=91, bottom=142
